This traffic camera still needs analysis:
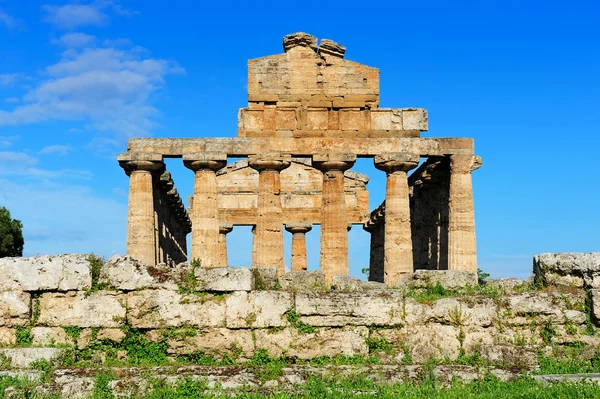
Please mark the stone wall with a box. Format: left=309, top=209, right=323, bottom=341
left=1, top=253, right=599, bottom=372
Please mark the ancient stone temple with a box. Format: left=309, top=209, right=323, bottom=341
left=118, top=32, right=481, bottom=286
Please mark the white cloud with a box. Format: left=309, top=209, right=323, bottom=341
left=0, top=7, right=21, bottom=30
left=0, top=136, right=18, bottom=147
left=42, top=1, right=137, bottom=30
left=4, top=97, right=20, bottom=103
left=0, top=44, right=183, bottom=140
left=0, top=73, right=24, bottom=87
left=39, top=144, right=72, bottom=156
left=0, top=150, right=91, bottom=180
left=53, top=32, right=96, bottom=48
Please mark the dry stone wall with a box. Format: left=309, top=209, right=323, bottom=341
left=0, top=253, right=599, bottom=370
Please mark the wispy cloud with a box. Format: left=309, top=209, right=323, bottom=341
left=42, top=1, right=137, bottom=30
left=0, top=151, right=91, bottom=180
left=0, top=73, right=25, bottom=87
left=53, top=32, right=96, bottom=48
left=0, top=7, right=21, bottom=30
left=39, top=144, right=72, bottom=156
left=0, top=136, right=19, bottom=147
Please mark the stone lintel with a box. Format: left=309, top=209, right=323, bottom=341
left=118, top=152, right=163, bottom=163
left=313, top=153, right=356, bottom=163
left=127, top=137, right=475, bottom=158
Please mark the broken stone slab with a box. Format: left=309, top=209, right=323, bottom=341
left=534, top=253, right=600, bottom=287
left=0, top=291, right=30, bottom=327
left=38, top=291, right=126, bottom=328
left=331, top=275, right=387, bottom=291
left=295, top=291, right=404, bottom=326
left=194, top=267, right=253, bottom=292
left=280, top=271, right=328, bottom=291
left=531, top=373, right=600, bottom=384
left=225, top=291, right=293, bottom=328
left=411, top=270, right=477, bottom=290
left=319, top=39, right=346, bottom=58
left=99, top=255, right=179, bottom=291
left=0, top=348, right=65, bottom=368
left=0, top=255, right=92, bottom=292
left=126, top=290, right=226, bottom=328
left=283, top=32, right=318, bottom=52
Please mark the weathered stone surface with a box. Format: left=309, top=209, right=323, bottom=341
left=0, top=291, right=30, bottom=326
left=167, top=328, right=254, bottom=359
left=592, top=289, right=600, bottom=324
left=0, top=348, right=64, bottom=368
left=0, top=328, right=16, bottom=346
left=505, top=293, right=564, bottom=325
left=534, top=253, right=600, bottom=277
left=225, top=291, right=292, bottom=328
left=31, top=327, right=72, bottom=346
left=480, top=345, right=538, bottom=368
left=99, top=255, right=178, bottom=291
left=486, top=278, right=531, bottom=294
left=429, top=297, right=497, bottom=327
left=38, top=292, right=126, bottom=328
left=331, top=275, right=386, bottom=291
left=280, top=271, right=327, bottom=291
left=295, top=291, right=404, bottom=326
left=195, top=267, right=253, bottom=291
left=254, top=326, right=368, bottom=359
left=411, top=270, right=477, bottom=290
left=127, top=290, right=226, bottom=328
left=0, top=255, right=91, bottom=291
left=283, top=32, right=318, bottom=52
left=251, top=268, right=279, bottom=290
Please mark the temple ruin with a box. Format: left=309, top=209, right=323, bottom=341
left=118, top=32, right=482, bottom=286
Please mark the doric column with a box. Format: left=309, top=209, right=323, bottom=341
left=448, top=154, right=482, bottom=273
left=363, top=220, right=384, bottom=282
left=375, top=153, right=419, bottom=286
left=218, top=223, right=233, bottom=267
left=313, top=153, right=356, bottom=282
left=183, top=152, right=227, bottom=267
left=248, top=152, right=291, bottom=276
left=118, top=152, right=164, bottom=266
left=285, top=223, right=312, bottom=271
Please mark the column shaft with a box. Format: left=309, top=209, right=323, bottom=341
left=286, top=223, right=312, bottom=272
left=218, top=223, right=233, bottom=267
left=126, top=170, right=157, bottom=265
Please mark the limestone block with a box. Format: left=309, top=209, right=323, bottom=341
left=280, top=271, right=327, bottom=291
left=0, top=291, right=30, bottom=327
left=31, top=327, right=72, bottom=346
left=534, top=253, right=600, bottom=286
left=225, top=291, right=292, bottom=328
left=462, top=327, right=496, bottom=352
left=505, top=293, right=564, bottom=325
left=241, top=110, right=264, bottom=130
left=403, top=299, right=435, bottom=326
left=592, top=289, right=600, bottom=325
left=38, top=292, right=126, bottom=328
left=411, top=270, right=477, bottom=290
left=254, top=326, right=368, bottom=359
left=99, top=255, right=178, bottom=291
left=306, top=110, right=328, bottom=130
left=97, top=328, right=126, bottom=343
left=126, top=290, right=226, bottom=328
left=375, top=325, right=460, bottom=363
left=338, top=110, right=364, bottom=131
left=0, top=348, right=65, bottom=368
left=167, top=328, right=254, bottom=359
left=0, top=255, right=91, bottom=292
left=402, top=108, right=428, bottom=131
left=370, top=110, right=392, bottom=130
left=480, top=345, right=538, bottom=368
left=0, top=328, right=16, bottom=346
left=276, top=110, right=296, bottom=130
left=195, top=267, right=254, bottom=292
left=331, top=275, right=387, bottom=291
left=486, top=278, right=532, bottom=294
left=251, top=268, right=279, bottom=290
left=295, top=291, right=404, bottom=326
left=564, top=310, right=587, bottom=325
left=430, top=297, right=497, bottom=327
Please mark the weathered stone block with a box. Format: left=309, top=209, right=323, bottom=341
left=280, top=271, right=327, bottom=291
left=486, top=278, right=531, bottom=294
left=331, top=275, right=386, bottom=291
left=225, top=291, right=293, bottom=328
left=167, top=328, right=254, bottom=359
left=195, top=267, right=253, bottom=292
left=339, top=110, right=364, bottom=130
left=0, top=348, right=65, bottom=368
left=38, top=292, right=126, bottom=328
left=295, top=291, right=404, bottom=326
left=127, top=290, right=226, bottom=328
left=276, top=110, right=296, bottom=130
left=251, top=268, right=279, bottom=290
left=370, top=110, right=392, bottom=130
left=480, top=345, right=538, bottom=368
left=99, top=255, right=178, bottom=291
left=534, top=253, right=600, bottom=286
left=254, top=326, right=368, bottom=359
left=411, top=270, right=477, bottom=290
left=306, top=110, right=328, bottom=130
left=374, top=325, right=460, bottom=363
left=31, top=327, right=72, bottom=346
left=505, top=293, right=564, bottom=325
left=402, top=108, right=427, bottom=131
left=0, top=328, right=16, bottom=346
left=430, top=297, right=497, bottom=327
left=0, top=291, right=30, bottom=327
left=0, top=255, right=91, bottom=292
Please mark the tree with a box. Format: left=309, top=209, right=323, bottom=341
left=0, top=207, right=24, bottom=257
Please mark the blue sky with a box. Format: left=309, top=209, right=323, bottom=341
left=0, top=0, right=598, bottom=279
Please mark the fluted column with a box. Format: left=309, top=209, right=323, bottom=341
left=314, top=153, right=356, bottom=282
left=218, top=223, right=233, bottom=267
left=375, top=153, right=419, bottom=286
left=183, top=152, right=227, bottom=267
left=285, top=223, right=312, bottom=271
left=448, top=154, right=482, bottom=273
left=118, top=153, right=164, bottom=266
left=249, top=152, right=291, bottom=276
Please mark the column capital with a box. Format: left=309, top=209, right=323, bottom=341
left=450, top=154, right=482, bottom=173
left=374, top=152, right=419, bottom=174
left=183, top=152, right=227, bottom=172
left=313, top=153, right=356, bottom=172
left=219, top=223, right=234, bottom=235
left=118, top=152, right=164, bottom=174
left=248, top=152, right=292, bottom=172
left=285, top=223, right=312, bottom=234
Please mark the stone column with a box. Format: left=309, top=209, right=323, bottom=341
left=285, top=223, right=312, bottom=272
left=248, top=152, right=291, bottom=276
left=375, top=153, right=419, bottom=286
left=183, top=152, right=227, bottom=267
left=118, top=153, right=164, bottom=266
left=218, top=223, right=233, bottom=267
left=448, top=154, right=482, bottom=273
left=314, top=153, right=356, bottom=282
